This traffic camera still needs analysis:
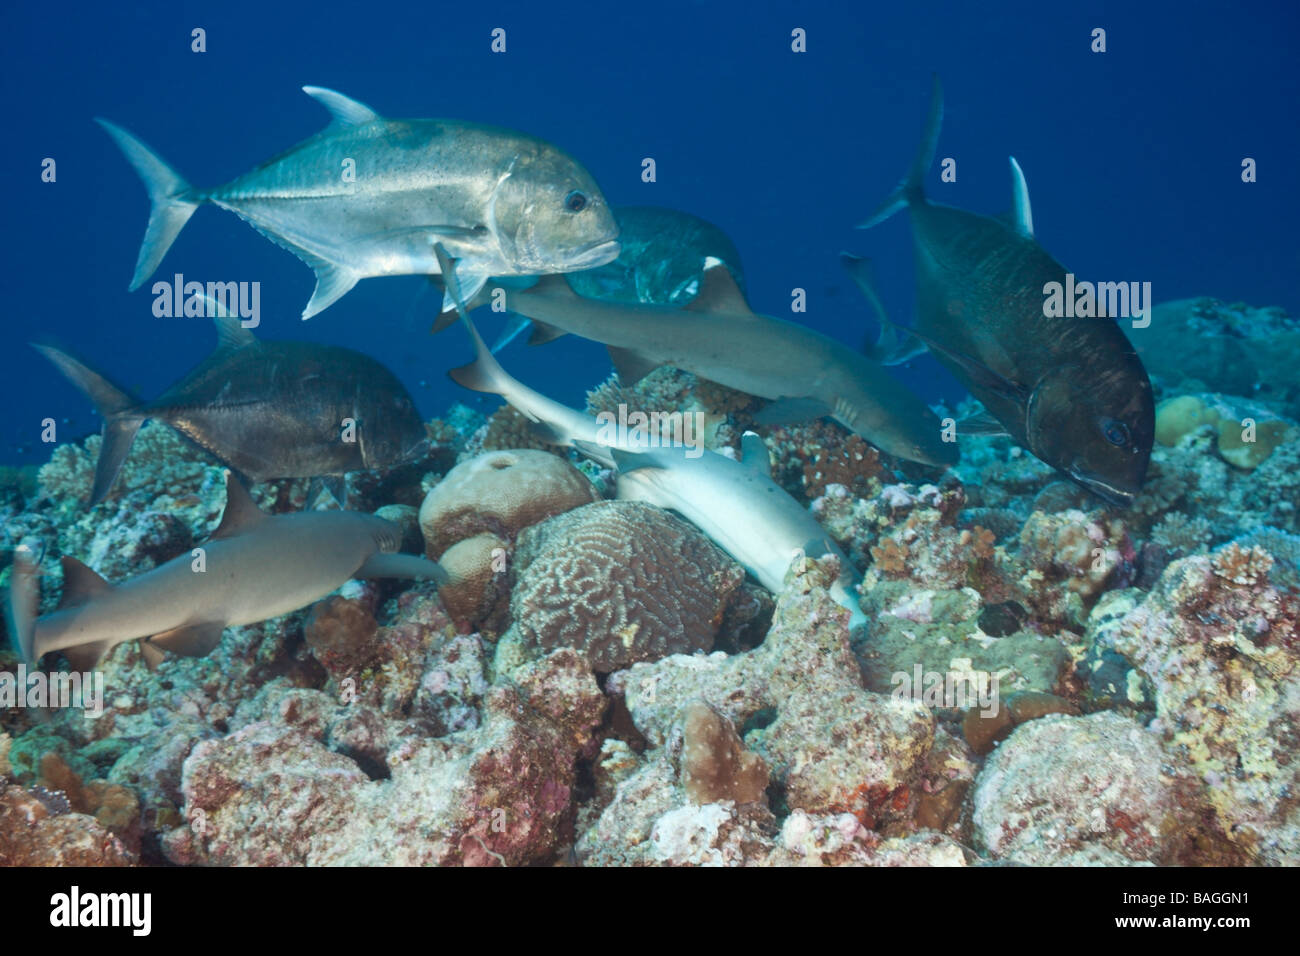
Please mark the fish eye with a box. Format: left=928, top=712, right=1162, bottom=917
left=564, top=190, right=588, bottom=213
left=1101, top=418, right=1130, bottom=447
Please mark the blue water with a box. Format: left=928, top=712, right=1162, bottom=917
left=3, top=0, right=1297, bottom=466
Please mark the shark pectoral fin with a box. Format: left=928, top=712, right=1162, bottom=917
left=146, top=622, right=227, bottom=660
left=210, top=469, right=269, bottom=540
left=62, top=640, right=118, bottom=672
left=302, top=86, right=381, bottom=127
left=607, top=346, right=659, bottom=385
left=57, top=557, right=113, bottom=610
left=139, top=641, right=166, bottom=671
left=752, top=397, right=833, bottom=426
left=740, top=432, right=774, bottom=477
left=685, top=261, right=753, bottom=315
left=528, top=322, right=568, bottom=346
left=354, top=552, right=449, bottom=585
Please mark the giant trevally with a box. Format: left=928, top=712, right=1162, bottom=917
left=566, top=205, right=745, bottom=305
left=5, top=470, right=448, bottom=669
left=436, top=274, right=866, bottom=628
left=97, top=86, right=620, bottom=318
left=434, top=257, right=957, bottom=468
left=856, top=76, right=1154, bottom=505
left=35, top=312, right=428, bottom=504
left=491, top=204, right=746, bottom=351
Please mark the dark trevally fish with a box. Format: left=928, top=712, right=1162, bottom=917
left=857, top=77, right=1154, bottom=505
left=97, top=86, right=620, bottom=318
left=5, top=470, right=447, bottom=669
left=35, top=313, right=428, bottom=504
left=434, top=251, right=958, bottom=468
left=490, top=204, right=745, bottom=352
left=567, top=205, right=745, bottom=305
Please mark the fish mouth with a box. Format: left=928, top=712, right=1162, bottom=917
left=1067, top=464, right=1137, bottom=508
left=565, top=238, right=621, bottom=270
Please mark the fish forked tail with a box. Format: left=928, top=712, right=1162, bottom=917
left=31, top=344, right=145, bottom=504
left=857, top=74, right=944, bottom=229
left=95, top=118, right=201, bottom=290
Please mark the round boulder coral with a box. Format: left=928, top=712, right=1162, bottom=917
left=511, top=501, right=745, bottom=672
left=418, top=449, right=598, bottom=560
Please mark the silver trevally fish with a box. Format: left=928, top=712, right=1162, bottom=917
left=435, top=249, right=865, bottom=629
left=35, top=308, right=429, bottom=504
left=6, top=470, right=448, bottom=670
left=97, top=86, right=621, bottom=318
left=434, top=257, right=957, bottom=467
left=857, top=76, right=1154, bottom=505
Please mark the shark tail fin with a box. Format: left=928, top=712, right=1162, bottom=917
left=94, top=118, right=200, bottom=290
left=857, top=74, right=944, bottom=229
left=5, top=546, right=40, bottom=665
left=32, top=344, right=146, bottom=504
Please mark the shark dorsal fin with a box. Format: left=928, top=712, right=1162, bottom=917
left=212, top=314, right=257, bottom=356
left=1007, top=157, right=1034, bottom=237
left=529, top=274, right=578, bottom=300
left=58, top=557, right=112, bottom=610
left=302, top=86, right=380, bottom=127
left=211, top=470, right=268, bottom=540
left=740, top=432, right=773, bottom=477
left=685, top=259, right=752, bottom=315
left=607, top=346, right=659, bottom=385
left=606, top=445, right=662, bottom=474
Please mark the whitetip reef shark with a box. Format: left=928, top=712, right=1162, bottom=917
left=437, top=245, right=866, bottom=629
left=97, top=86, right=620, bottom=318
left=5, top=470, right=448, bottom=670
left=433, top=255, right=957, bottom=469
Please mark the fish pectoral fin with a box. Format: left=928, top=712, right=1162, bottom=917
left=146, top=622, right=227, bottom=661
left=607, top=346, right=659, bottom=385
left=906, top=329, right=1029, bottom=404
left=441, top=272, right=488, bottom=316
left=354, top=552, right=449, bottom=585
left=740, top=431, right=774, bottom=477
left=752, top=397, right=833, bottom=426
left=301, top=86, right=381, bottom=127
left=491, top=315, right=533, bottom=353
left=956, top=408, right=1012, bottom=437
left=212, top=314, right=258, bottom=355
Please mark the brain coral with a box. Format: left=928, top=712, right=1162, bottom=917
left=510, top=501, right=746, bottom=672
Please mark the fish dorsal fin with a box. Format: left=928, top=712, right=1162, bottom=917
left=211, top=470, right=268, bottom=540
left=58, top=557, right=112, bottom=610
left=302, top=86, right=380, bottom=127
left=529, top=274, right=578, bottom=300
left=740, top=432, right=773, bottom=477
left=212, top=314, right=257, bottom=356
left=1007, top=156, right=1034, bottom=237
left=686, top=258, right=752, bottom=315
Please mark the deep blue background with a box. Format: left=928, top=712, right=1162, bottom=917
left=3, top=0, right=1296, bottom=466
